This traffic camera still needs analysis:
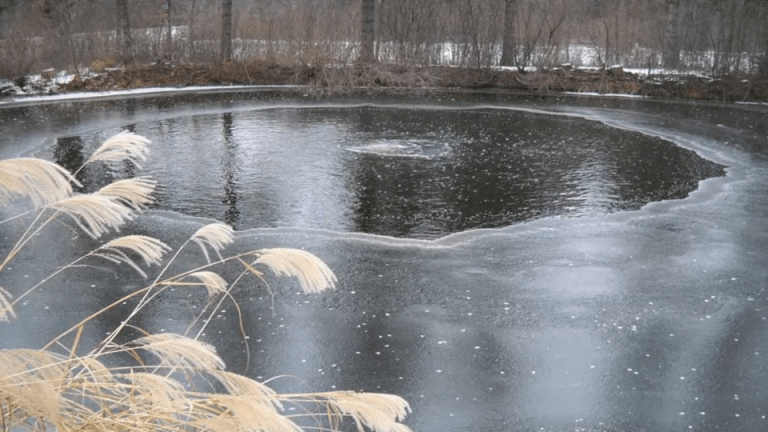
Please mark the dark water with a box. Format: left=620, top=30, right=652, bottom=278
left=47, top=106, right=724, bottom=239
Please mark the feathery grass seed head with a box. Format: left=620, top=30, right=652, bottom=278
left=123, top=372, right=187, bottom=412
left=186, top=271, right=229, bottom=298
left=51, top=193, right=133, bottom=238
left=93, top=235, right=170, bottom=277
left=98, top=235, right=170, bottom=266
left=0, top=158, right=79, bottom=207
left=196, top=395, right=302, bottom=432
left=0, top=349, right=70, bottom=423
left=51, top=193, right=136, bottom=238
left=133, top=333, right=225, bottom=371
left=254, top=248, right=337, bottom=293
left=86, top=131, right=150, bottom=168
left=97, top=177, right=156, bottom=210
left=315, top=391, right=413, bottom=432
left=211, top=370, right=281, bottom=408
left=191, top=223, right=234, bottom=263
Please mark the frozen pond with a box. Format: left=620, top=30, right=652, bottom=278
left=1, top=90, right=767, bottom=432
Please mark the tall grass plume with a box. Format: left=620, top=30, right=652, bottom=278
left=0, top=131, right=411, bottom=432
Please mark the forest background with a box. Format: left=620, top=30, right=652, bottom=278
left=1, top=0, right=767, bottom=99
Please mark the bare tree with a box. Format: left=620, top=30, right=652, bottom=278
left=454, top=0, right=501, bottom=69
left=221, top=0, right=232, bottom=63
left=379, top=0, right=439, bottom=65
left=0, top=24, right=41, bottom=78
left=35, top=0, right=85, bottom=78
left=116, top=0, right=132, bottom=65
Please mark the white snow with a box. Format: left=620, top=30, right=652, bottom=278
left=563, top=91, right=646, bottom=99
left=0, top=84, right=300, bottom=105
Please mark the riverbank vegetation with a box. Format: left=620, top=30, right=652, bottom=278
left=1, top=0, right=767, bottom=101
left=0, top=132, right=412, bottom=432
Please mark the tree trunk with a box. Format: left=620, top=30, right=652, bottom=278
left=763, top=4, right=768, bottom=75
left=663, top=0, right=681, bottom=69
left=762, top=31, right=768, bottom=75
left=187, top=0, right=196, bottom=61
left=116, top=0, right=132, bottom=65
left=360, top=0, right=375, bottom=62
left=500, top=0, right=517, bottom=67
left=165, top=0, right=172, bottom=59
left=220, top=0, right=232, bottom=63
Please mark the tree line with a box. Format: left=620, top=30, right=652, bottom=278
left=1, top=0, right=766, bottom=80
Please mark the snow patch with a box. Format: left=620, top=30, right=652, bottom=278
left=1, top=84, right=300, bottom=105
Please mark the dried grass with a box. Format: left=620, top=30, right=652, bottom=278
left=172, top=271, right=229, bottom=298
left=191, top=222, right=235, bottom=263
left=0, top=132, right=411, bottom=432
left=85, top=130, right=151, bottom=169
left=51, top=193, right=136, bottom=239
left=93, top=235, right=171, bottom=278
left=133, top=333, right=226, bottom=371
left=97, top=177, right=156, bottom=209
left=314, top=391, right=412, bottom=432
left=254, top=248, right=338, bottom=294
left=0, top=287, right=16, bottom=322
left=0, top=157, right=79, bottom=207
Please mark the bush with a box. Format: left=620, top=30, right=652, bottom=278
left=91, top=55, right=120, bottom=73
left=0, top=132, right=411, bottom=432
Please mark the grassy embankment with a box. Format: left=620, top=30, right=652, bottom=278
left=57, top=60, right=768, bottom=103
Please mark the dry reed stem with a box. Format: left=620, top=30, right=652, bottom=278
left=0, top=287, right=16, bottom=322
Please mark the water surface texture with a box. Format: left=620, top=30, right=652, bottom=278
left=1, top=92, right=767, bottom=432
left=45, top=106, right=723, bottom=239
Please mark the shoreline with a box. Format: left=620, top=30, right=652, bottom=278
left=2, top=62, right=768, bottom=105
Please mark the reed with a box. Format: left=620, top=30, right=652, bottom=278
left=0, top=132, right=411, bottom=432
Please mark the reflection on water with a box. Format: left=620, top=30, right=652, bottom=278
left=221, top=113, right=241, bottom=226
left=53, top=136, right=86, bottom=192
left=50, top=107, right=725, bottom=239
